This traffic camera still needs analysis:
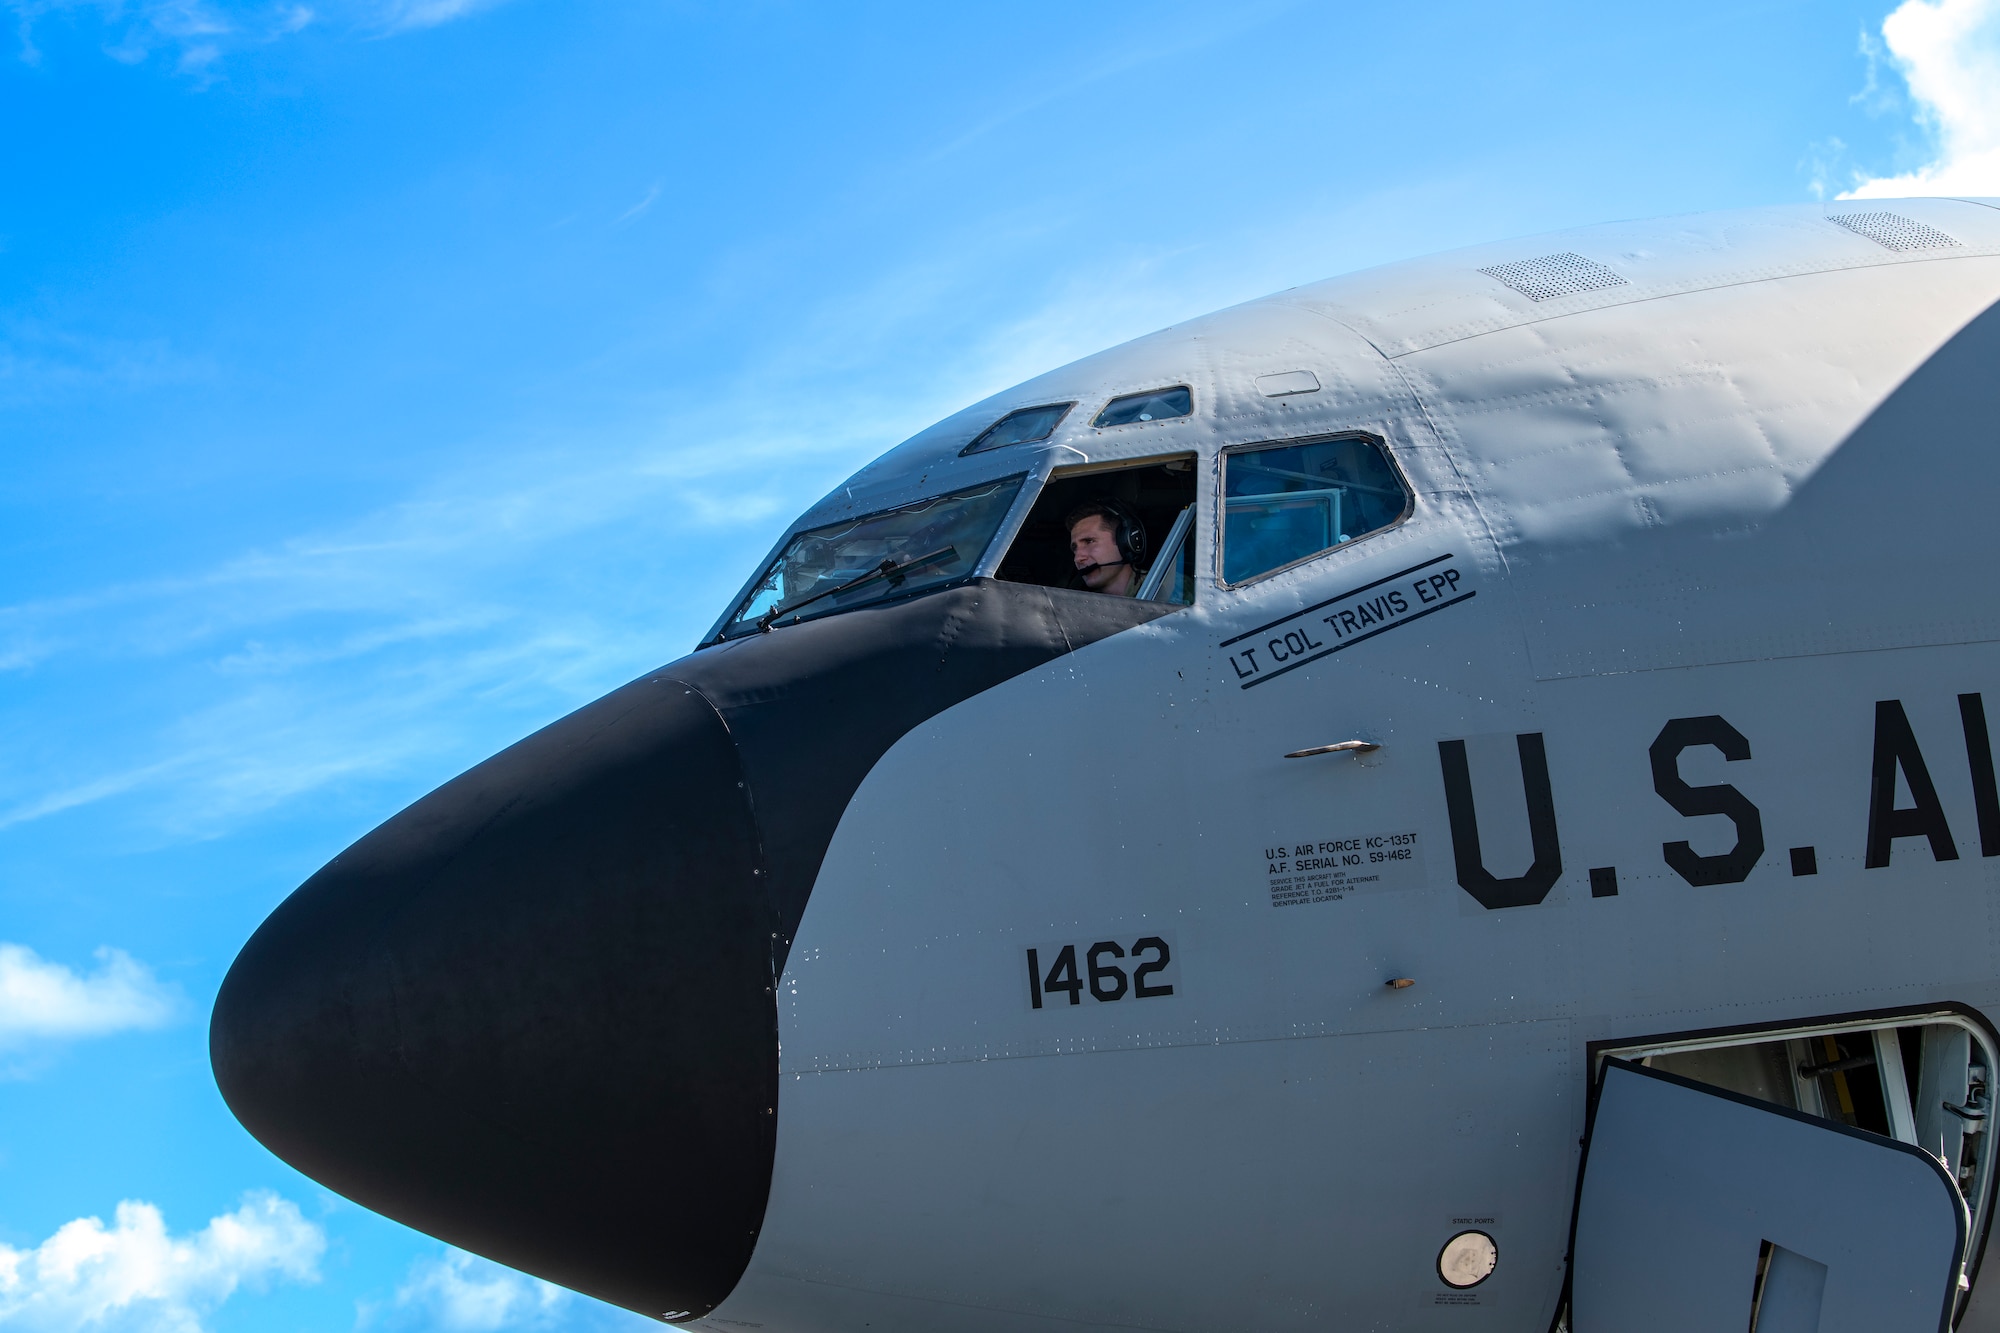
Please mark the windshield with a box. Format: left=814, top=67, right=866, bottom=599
left=722, top=476, right=1025, bottom=637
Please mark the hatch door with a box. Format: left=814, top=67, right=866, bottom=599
left=1573, top=1058, right=1967, bottom=1333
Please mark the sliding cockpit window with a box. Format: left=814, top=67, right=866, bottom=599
left=1221, top=435, right=1409, bottom=585
left=722, top=477, right=1025, bottom=637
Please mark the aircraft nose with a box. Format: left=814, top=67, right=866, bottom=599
left=209, top=674, right=776, bottom=1322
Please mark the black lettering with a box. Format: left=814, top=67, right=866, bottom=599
left=1650, top=715, right=1765, bottom=887
left=1339, top=610, right=1360, bottom=633
left=1355, top=601, right=1379, bottom=627
left=1087, top=941, right=1128, bottom=1001
left=1387, top=590, right=1409, bottom=614
left=1043, top=944, right=1083, bottom=1005
left=1267, top=636, right=1290, bottom=663
left=1027, top=947, right=1043, bottom=1009
left=1866, top=699, right=1960, bottom=867
left=1961, top=693, right=2000, bottom=857
left=1415, top=578, right=1438, bottom=604
left=1442, top=568, right=1462, bottom=592
left=1436, top=733, right=1563, bottom=910
left=1131, top=937, right=1173, bottom=998
left=1232, top=652, right=1258, bottom=679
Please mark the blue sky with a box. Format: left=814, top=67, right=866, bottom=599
left=2, top=1, right=1997, bottom=1328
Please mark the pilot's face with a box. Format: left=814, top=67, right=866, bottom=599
left=1069, top=515, right=1123, bottom=591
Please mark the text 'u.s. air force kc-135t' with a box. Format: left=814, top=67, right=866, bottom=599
left=213, top=198, right=2000, bottom=1333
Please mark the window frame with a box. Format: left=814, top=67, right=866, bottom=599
left=959, top=402, right=1076, bottom=457
left=1214, top=430, right=1413, bottom=590
left=1091, top=385, right=1194, bottom=431
left=988, top=451, right=1202, bottom=606
left=709, top=471, right=1032, bottom=642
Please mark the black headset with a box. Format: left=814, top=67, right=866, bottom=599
left=1067, top=499, right=1148, bottom=569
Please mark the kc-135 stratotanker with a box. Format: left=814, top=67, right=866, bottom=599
left=213, top=200, right=2000, bottom=1333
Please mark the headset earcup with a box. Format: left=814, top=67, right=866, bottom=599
left=1121, top=506, right=1146, bottom=564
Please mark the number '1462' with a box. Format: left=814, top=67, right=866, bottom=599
left=1028, top=938, right=1174, bottom=1009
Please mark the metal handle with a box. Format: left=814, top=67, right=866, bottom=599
left=1284, top=740, right=1381, bottom=759
left=1799, top=1053, right=1875, bottom=1079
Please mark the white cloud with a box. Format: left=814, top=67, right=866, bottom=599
left=0, top=943, right=179, bottom=1052
left=390, top=1249, right=566, bottom=1331
left=0, top=1192, right=323, bottom=1333
left=1844, top=0, right=2000, bottom=197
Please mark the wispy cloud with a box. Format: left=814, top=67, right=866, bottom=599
left=0, top=1191, right=322, bottom=1333
left=0, top=399, right=893, bottom=837
left=0, top=943, right=180, bottom=1057
left=6, top=0, right=499, bottom=71
left=613, top=182, right=662, bottom=225
left=920, top=3, right=1287, bottom=164
left=0, top=319, right=213, bottom=405
left=1842, top=0, right=2000, bottom=197
left=370, top=0, right=504, bottom=33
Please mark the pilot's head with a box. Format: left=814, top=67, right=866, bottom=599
left=1066, top=501, right=1143, bottom=598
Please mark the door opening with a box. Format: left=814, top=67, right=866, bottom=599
left=1584, top=1008, right=1997, bottom=1329
left=1597, top=1011, right=1995, bottom=1229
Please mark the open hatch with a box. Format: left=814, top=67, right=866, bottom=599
left=1570, top=1009, right=1997, bottom=1333
left=1599, top=1010, right=1997, bottom=1218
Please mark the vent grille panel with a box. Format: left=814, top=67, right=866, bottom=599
left=1478, top=252, right=1629, bottom=302
left=1827, top=211, right=1962, bottom=252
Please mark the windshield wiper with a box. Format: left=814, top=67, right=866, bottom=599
left=756, top=544, right=958, bottom=632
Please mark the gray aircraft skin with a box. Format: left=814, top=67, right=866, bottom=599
left=213, top=199, right=2000, bottom=1333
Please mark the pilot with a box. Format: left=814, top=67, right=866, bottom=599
left=1066, top=501, right=1147, bottom=597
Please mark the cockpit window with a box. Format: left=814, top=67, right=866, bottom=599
left=960, top=403, right=1073, bottom=456
left=722, top=477, right=1024, bottom=637
left=995, top=456, right=1197, bottom=606
left=1092, top=386, right=1191, bottom=428
left=1221, top=435, right=1408, bottom=585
